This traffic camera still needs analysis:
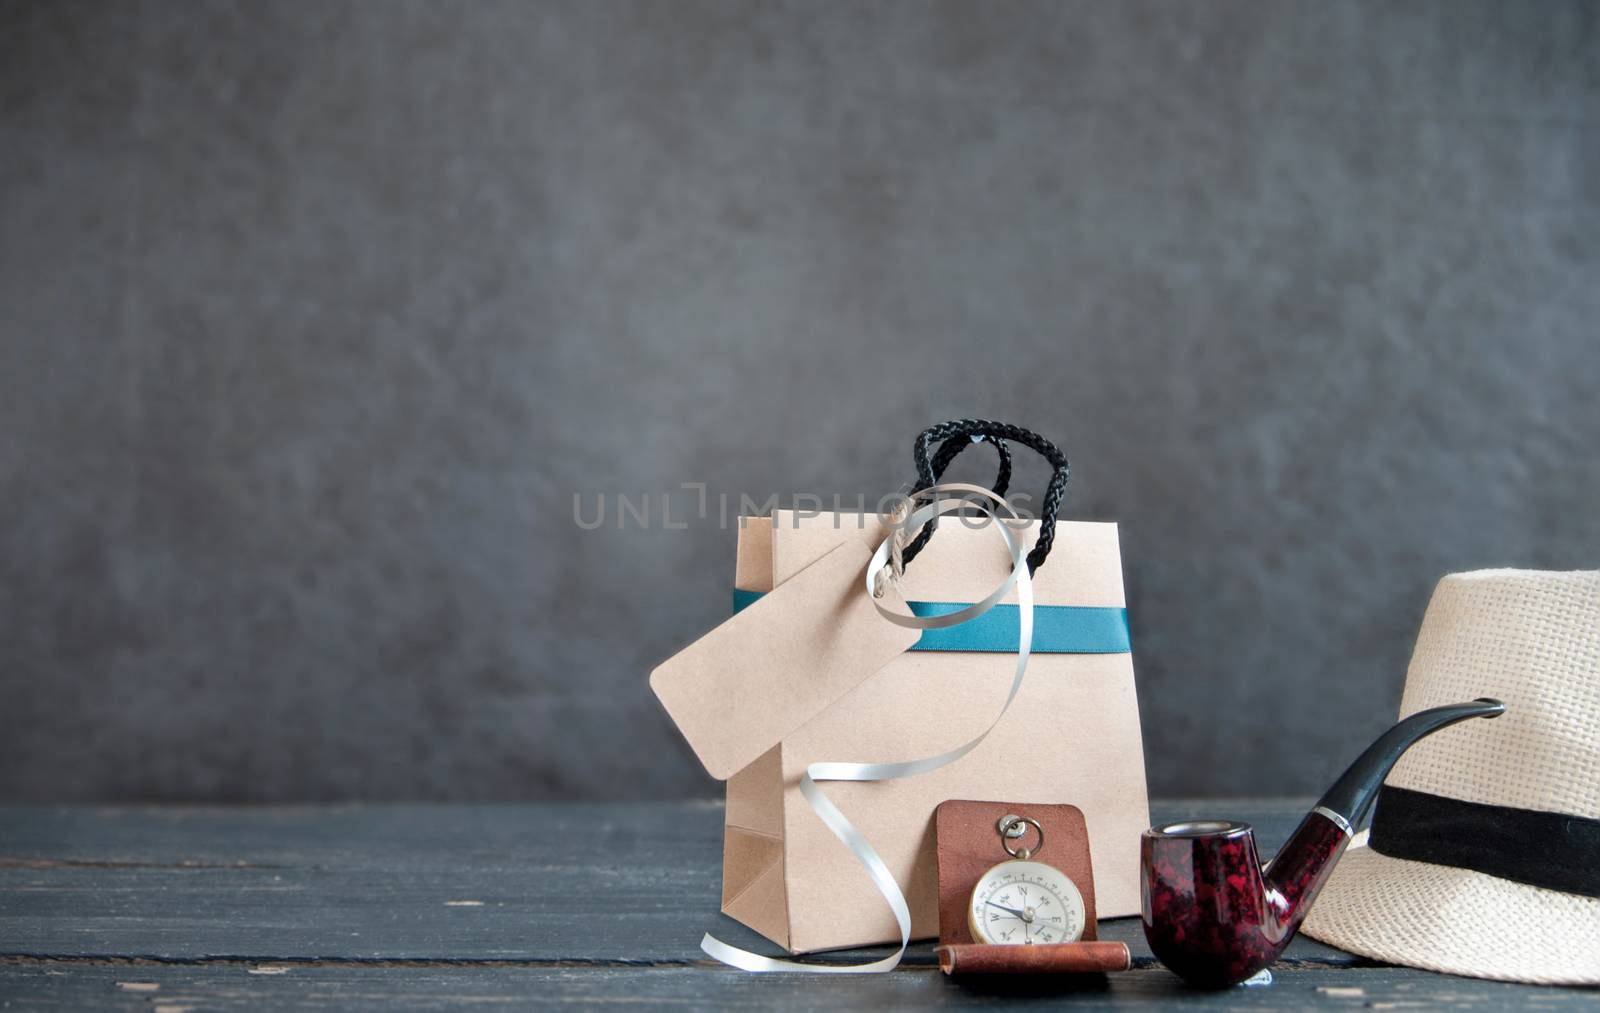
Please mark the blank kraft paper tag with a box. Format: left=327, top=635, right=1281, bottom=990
left=650, top=539, right=919, bottom=780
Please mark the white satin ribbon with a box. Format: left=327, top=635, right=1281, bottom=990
left=701, top=483, right=1035, bottom=972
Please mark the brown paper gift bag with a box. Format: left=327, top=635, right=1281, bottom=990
left=719, top=508, right=1150, bottom=954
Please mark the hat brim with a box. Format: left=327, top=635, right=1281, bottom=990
left=1301, top=832, right=1600, bottom=986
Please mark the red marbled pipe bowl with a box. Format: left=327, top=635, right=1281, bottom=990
left=1141, top=815, right=1346, bottom=988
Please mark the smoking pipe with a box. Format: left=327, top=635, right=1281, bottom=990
left=1141, top=698, right=1505, bottom=987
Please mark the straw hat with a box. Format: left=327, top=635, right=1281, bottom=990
left=1302, top=569, right=1600, bottom=985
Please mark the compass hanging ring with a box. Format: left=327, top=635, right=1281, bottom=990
left=999, top=815, right=1044, bottom=861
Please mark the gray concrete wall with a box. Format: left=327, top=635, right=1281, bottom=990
left=2, top=0, right=1596, bottom=802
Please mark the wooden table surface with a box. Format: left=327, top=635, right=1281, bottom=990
left=0, top=799, right=1591, bottom=1009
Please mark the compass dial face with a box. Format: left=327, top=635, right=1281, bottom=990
left=967, top=860, right=1087, bottom=946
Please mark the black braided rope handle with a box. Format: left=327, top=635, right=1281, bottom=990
left=929, top=433, right=1014, bottom=500
left=901, top=419, right=1070, bottom=574
left=899, top=434, right=1012, bottom=564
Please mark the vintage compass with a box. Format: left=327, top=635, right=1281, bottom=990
left=966, top=815, right=1087, bottom=946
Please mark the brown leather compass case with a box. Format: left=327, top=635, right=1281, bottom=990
left=934, top=799, right=1131, bottom=974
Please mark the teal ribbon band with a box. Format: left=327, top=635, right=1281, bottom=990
left=731, top=588, right=1130, bottom=654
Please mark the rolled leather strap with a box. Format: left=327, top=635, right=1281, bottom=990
left=938, top=940, right=1132, bottom=975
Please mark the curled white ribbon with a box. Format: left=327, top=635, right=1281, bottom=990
left=701, top=483, right=1034, bottom=972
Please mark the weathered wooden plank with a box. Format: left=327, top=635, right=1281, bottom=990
left=0, top=960, right=1590, bottom=1011
left=0, top=801, right=1337, bottom=964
